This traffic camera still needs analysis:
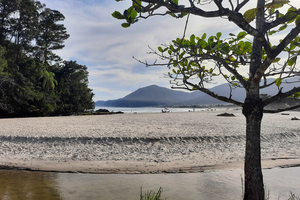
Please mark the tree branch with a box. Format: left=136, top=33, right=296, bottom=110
left=263, top=86, right=300, bottom=106
left=177, top=80, right=244, bottom=106
left=253, top=24, right=300, bottom=82
left=235, top=0, right=249, bottom=12
left=264, top=103, right=300, bottom=113
left=138, top=0, right=259, bottom=37
left=265, top=9, right=300, bottom=31
left=192, top=53, right=247, bottom=88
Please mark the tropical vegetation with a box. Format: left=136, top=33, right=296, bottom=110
left=0, top=0, right=94, bottom=117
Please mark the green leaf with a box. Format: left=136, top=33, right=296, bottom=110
left=190, top=34, right=195, bottom=43
left=268, top=30, right=277, bottom=35
left=275, top=78, right=282, bottom=87
left=237, top=31, right=247, bottom=40
left=208, top=36, right=214, bottom=44
left=266, top=0, right=290, bottom=9
left=112, top=11, right=125, bottom=19
left=170, top=45, right=175, bottom=51
left=244, top=41, right=252, bottom=52
left=273, top=57, right=281, bottom=63
left=285, top=8, right=297, bottom=21
left=229, top=56, right=236, bottom=61
left=123, top=9, right=128, bottom=18
left=221, top=43, right=230, bottom=54
left=244, top=1, right=289, bottom=24
left=233, top=47, right=243, bottom=55
left=121, top=23, right=130, bottom=28
left=279, top=24, right=287, bottom=31
left=172, top=0, right=178, bottom=5
left=292, top=91, right=300, bottom=98
left=167, top=11, right=176, bottom=18
left=128, top=7, right=137, bottom=18
left=133, top=0, right=142, bottom=10
left=268, top=7, right=275, bottom=15
left=158, top=47, right=163, bottom=52
left=244, top=8, right=258, bottom=23
left=216, top=32, right=222, bottom=39
left=179, top=12, right=188, bottom=18
left=179, top=52, right=185, bottom=59
left=296, top=15, right=300, bottom=26
left=287, top=56, right=297, bottom=66
left=201, top=33, right=207, bottom=40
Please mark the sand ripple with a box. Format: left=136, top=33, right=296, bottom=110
left=0, top=110, right=300, bottom=173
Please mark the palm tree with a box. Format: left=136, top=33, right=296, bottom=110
left=41, top=70, right=57, bottom=92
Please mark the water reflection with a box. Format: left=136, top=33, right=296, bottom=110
left=0, top=170, right=63, bottom=200
left=0, top=167, right=299, bottom=200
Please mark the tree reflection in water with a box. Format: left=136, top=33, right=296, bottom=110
left=0, top=170, right=63, bottom=200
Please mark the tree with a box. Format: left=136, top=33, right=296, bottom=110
left=41, top=70, right=57, bottom=92
left=35, top=8, right=70, bottom=64
left=113, top=1, right=300, bottom=199
left=9, top=0, right=43, bottom=64
left=0, top=0, right=18, bottom=44
left=0, top=0, right=89, bottom=117
left=55, top=60, right=95, bottom=115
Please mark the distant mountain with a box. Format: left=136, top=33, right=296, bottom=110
left=95, top=85, right=202, bottom=107
left=95, top=77, right=300, bottom=107
left=122, top=85, right=198, bottom=102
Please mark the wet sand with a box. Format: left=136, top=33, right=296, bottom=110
left=0, top=109, right=300, bottom=174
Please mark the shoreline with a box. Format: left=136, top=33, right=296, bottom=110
left=1, top=157, right=300, bottom=174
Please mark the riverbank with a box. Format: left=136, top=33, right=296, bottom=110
left=0, top=110, right=300, bottom=174
left=1, top=157, right=300, bottom=174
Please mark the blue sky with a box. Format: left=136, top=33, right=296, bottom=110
left=40, top=0, right=300, bottom=101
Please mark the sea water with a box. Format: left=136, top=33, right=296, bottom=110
left=94, top=106, right=225, bottom=114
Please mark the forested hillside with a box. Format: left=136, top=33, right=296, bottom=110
left=0, top=0, right=94, bottom=117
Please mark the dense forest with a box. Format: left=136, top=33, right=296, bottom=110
left=0, top=0, right=95, bottom=117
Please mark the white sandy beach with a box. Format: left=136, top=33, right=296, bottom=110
left=0, top=109, right=300, bottom=174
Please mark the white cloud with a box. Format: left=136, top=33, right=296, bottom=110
left=41, top=0, right=300, bottom=101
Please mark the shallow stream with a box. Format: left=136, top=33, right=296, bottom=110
left=0, top=167, right=299, bottom=200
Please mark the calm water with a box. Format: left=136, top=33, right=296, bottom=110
left=94, top=106, right=226, bottom=114
left=0, top=167, right=299, bottom=200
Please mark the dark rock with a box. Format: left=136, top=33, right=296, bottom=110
left=291, top=117, right=299, bottom=120
left=95, top=109, right=109, bottom=113
left=217, top=112, right=235, bottom=117
left=281, top=113, right=290, bottom=115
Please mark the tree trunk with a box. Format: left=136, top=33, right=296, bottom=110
left=242, top=96, right=264, bottom=200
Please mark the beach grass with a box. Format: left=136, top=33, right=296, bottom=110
left=141, top=185, right=299, bottom=200
left=288, top=192, right=300, bottom=200
left=140, top=187, right=165, bottom=200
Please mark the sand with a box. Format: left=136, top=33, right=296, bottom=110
left=0, top=109, right=300, bottom=174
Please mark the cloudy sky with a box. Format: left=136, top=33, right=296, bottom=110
left=40, top=0, right=300, bottom=101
